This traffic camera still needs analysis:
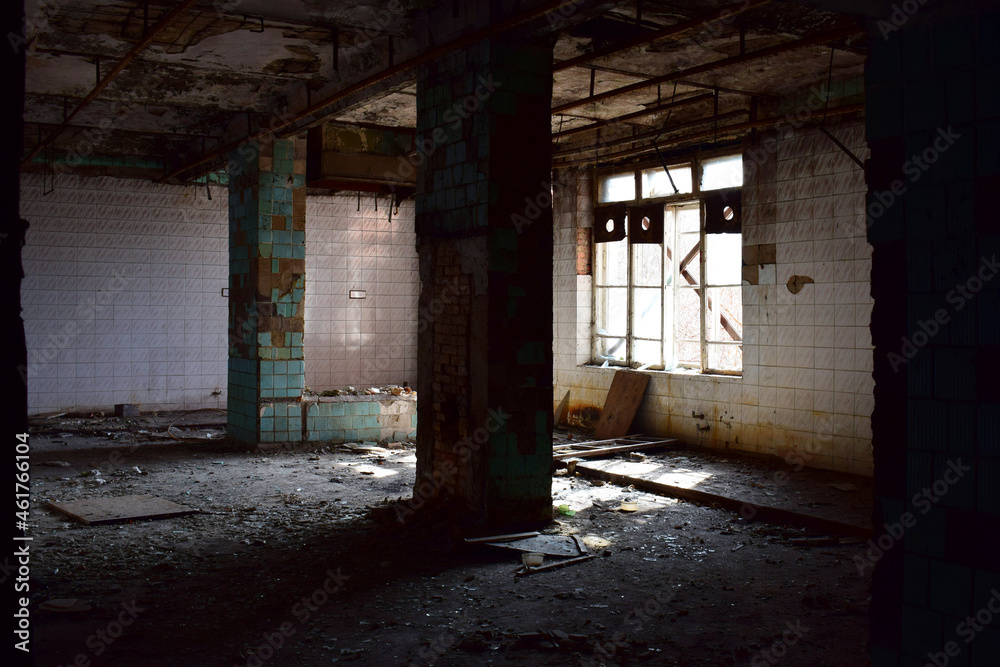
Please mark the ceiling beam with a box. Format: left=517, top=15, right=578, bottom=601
left=554, top=102, right=865, bottom=167
left=552, top=26, right=863, bottom=115
left=553, top=108, right=750, bottom=159
left=553, top=92, right=714, bottom=139
left=583, top=63, right=779, bottom=99
left=162, top=0, right=600, bottom=182
left=553, top=0, right=771, bottom=73
left=20, top=0, right=201, bottom=168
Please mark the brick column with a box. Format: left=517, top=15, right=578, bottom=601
left=414, top=36, right=554, bottom=525
left=227, top=137, right=307, bottom=445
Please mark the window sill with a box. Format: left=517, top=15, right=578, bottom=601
left=581, top=364, right=742, bottom=380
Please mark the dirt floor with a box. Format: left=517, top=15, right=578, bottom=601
left=26, top=412, right=872, bottom=667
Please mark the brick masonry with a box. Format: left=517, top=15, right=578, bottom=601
left=415, top=35, right=554, bottom=524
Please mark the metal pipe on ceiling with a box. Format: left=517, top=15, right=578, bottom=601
left=553, top=102, right=865, bottom=167
left=554, top=108, right=750, bottom=159
left=553, top=92, right=714, bottom=139
left=552, top=26, right=863, bottom=115
left=552, top=0, right=771, bottom=73
left=20, top=0, right=201, bottom=168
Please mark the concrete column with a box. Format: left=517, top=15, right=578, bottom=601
left=865, top=4, right=1000, bottom=664
left=226, top=137, right=308, bottom=445
left=414, top=36, right=554, bottom=525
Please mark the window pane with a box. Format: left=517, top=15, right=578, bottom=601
left=596, top=336, right=627, bottom=363
left=706, top=233, right=742, bottom=285
left=701, top=155, right=743, bottom=191
left=676, top=287, right=701, bottom=342
left=599, top=173, right=635, bottom=202
left=596, top=238, right=628, bottom=287
left=677, top=234, right=700, bottom=286
left=633, top=339, right=662, bottom=367
left=708, top=343, right=742, bottom=371
left=596, top=287, right=628, bottom=337
left=677, top=205, right=700, bottom=233
left=641, top=166, right=693, bottom=198
left=676, top=340, right=700, bottom=366
left=633, top=288, right=662, bottom=339
left=633, top=243, right=662, bottom=287
left=705, top=286, right=743, bottom=342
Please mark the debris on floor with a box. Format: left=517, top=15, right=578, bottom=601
left=47, top=494, right=199, bottom=525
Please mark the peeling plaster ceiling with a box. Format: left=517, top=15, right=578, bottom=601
left=21, top=0, right=866, bottom=177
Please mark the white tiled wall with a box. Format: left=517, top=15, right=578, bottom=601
left=20, top=173, right=229, bottom=414
left=20, top=176, right=420, bottom=415
left=552, top=117, right=875, bottom=476
left=303, top=195, right=418, bottom=390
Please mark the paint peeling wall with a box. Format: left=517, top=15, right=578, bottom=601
left=553, top=116, right=875, bottom=476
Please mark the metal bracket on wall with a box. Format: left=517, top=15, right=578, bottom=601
left=243, top=15, right=264, bottom=33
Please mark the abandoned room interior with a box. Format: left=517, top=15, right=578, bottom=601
left=4, top=0, right=1000, bottom=665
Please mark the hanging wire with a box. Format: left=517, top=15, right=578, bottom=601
left=651, top=82, right=680, bottom=195
left=821, top=46, right=835, bottom=126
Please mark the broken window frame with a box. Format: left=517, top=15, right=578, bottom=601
left=592, top=154, right=743, bottom=375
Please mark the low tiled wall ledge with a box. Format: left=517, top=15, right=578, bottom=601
left=301, top=394, right=416, bottom=444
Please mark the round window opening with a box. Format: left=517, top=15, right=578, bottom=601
left=641, top=216, right=651, bottom=231
left=723, top=206, right=735, bottom=221
left=605, top=219, right=615, bottom=233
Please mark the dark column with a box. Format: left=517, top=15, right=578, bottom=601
left=414, top=36, right=555, bottom=525
left=866, top=4, right=1000, bottom=665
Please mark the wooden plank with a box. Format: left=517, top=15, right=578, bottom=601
left=574, top=463, right=870, bottom=538
left=553, top=438, right=677, bottom=461
left=593, top=371, right=651, bottom=439
left=47, top=495, right=198, bottom=525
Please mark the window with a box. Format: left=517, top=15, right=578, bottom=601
left=593, top=156, right=743, bottom=373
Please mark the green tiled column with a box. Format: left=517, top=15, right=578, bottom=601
left=227, top=137, right=307, bottom=444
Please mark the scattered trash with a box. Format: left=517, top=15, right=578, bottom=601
left=515, top=554, right=596, bottom=577
left=522, top=552, right=544, bottom=568
left=477, top=534, right=587, bottom=558
left=629, top=452, right=648, bottom=462
left=39, top=461, right=71, bottom=467
left=619, top=500, right=638, bottom=512
left=555, top=504, right=576, bottom=517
